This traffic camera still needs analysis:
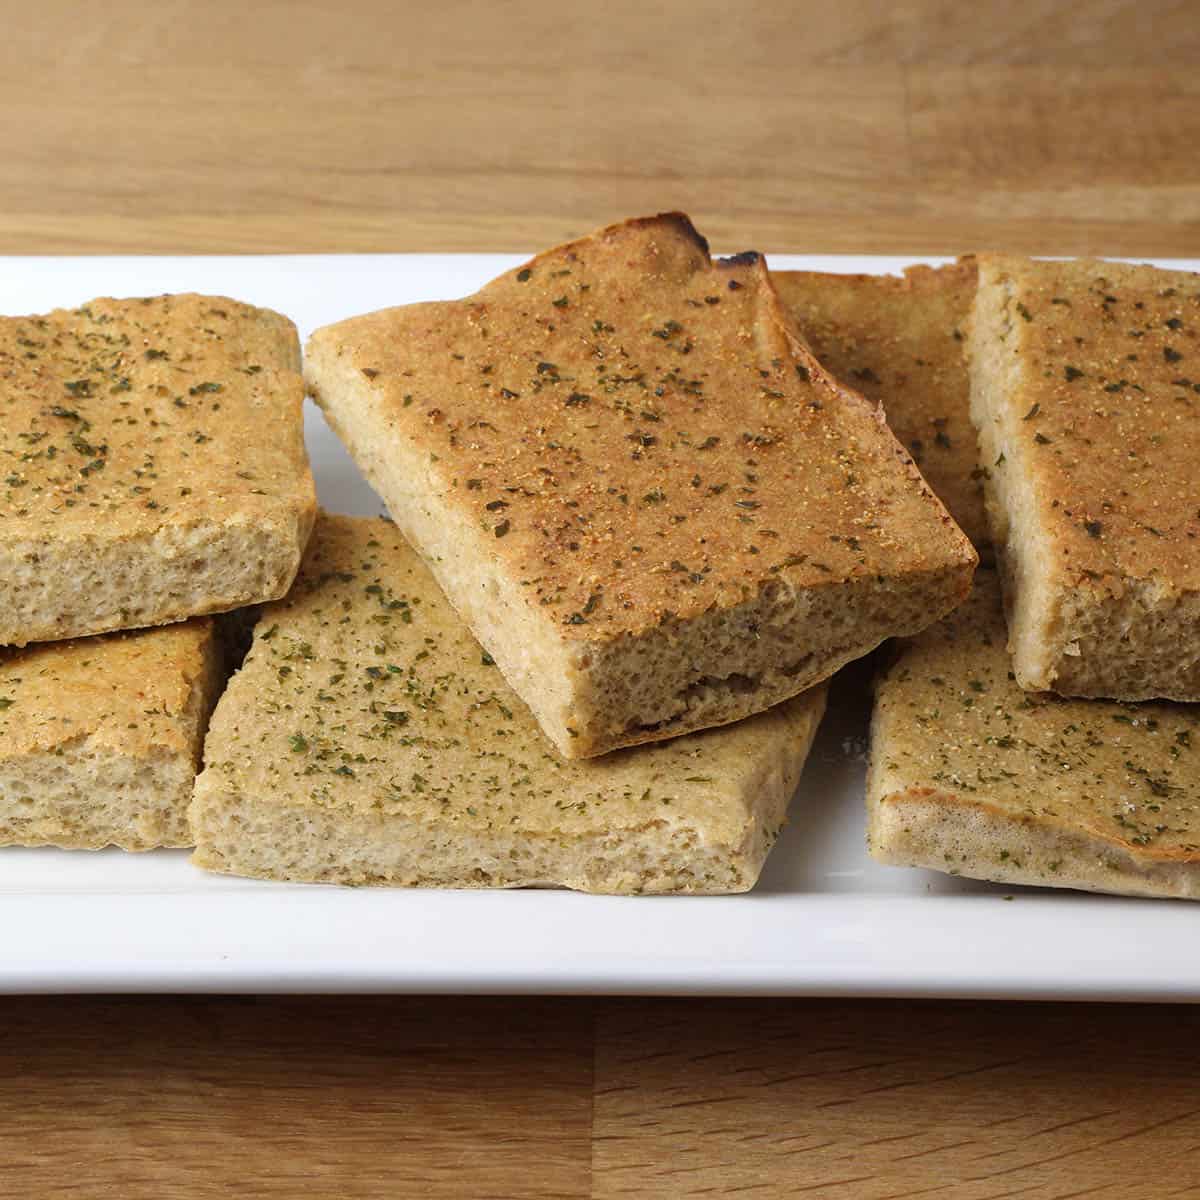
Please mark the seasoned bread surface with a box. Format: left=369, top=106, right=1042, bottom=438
left=0, top=293, right=316, bottom=646
left=969, top=255, right=1200, bottom=700
left=775, top=262, right=988, bottom=550
left=0, top=618, right=224, bottom=849
left=190, top=514, right=828, bottom=894
left=305, top=214, right=975, bottom=757
left=868, top=572, right=1200, bottom=899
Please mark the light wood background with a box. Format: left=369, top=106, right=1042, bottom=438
left=5, top=2, right=1200, bottom=1197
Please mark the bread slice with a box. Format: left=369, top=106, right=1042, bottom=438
left=0, top=618, right=225, bottom=849
left=305, top=214, right=975, bottom=758
left=969, top=255, right=1200, bottom=700
left=0, top=294, right=317, bottom=646
left=868, top=571, right=1200, bottom=899
left=775, top=261, right=988, bottom=551
left=190, top=514, right=828, bottom=894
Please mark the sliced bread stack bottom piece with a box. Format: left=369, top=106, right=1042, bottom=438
left=0, top=619, right=225, bottom=849
left=305, top=213, right=976, bottom=759
left=191, top=514, right=828, bottom=894
left=868, top=571, right=1200, bottom=899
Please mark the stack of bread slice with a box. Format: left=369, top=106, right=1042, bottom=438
left=0, top=294, right=316, bottom=849
left=10, top=215, right=1192, bottom=900
left=191, top=213, right=976, bottom=892
left=858, top=255, right=1200, bottom=898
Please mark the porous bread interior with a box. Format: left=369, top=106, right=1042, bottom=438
left=0, top=621, right=225, bottom=849
left=575, top=566, right=963, bottom=751
left=311, top=349, right=966, bottom=758
left=192, top=751, right=800, bottom=894
left=968, top=268, right=1062, bottom=689
left=1, top=512, right=312, bottom=648
left=869, top=791, right=1200, bottom=901
left=1052, top=580, right=1200, bottom=701
left=0, top=749, right=197, bottom=850
left=189, top=513, right=828, bottom=894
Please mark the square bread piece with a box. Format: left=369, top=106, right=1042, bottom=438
left=305, top=214, right=975, bottom=758
left=190, top=514, right=828, bottom=894
left=774, top=262, right=988, bottom=550
left=0, top=618, right=225, bottom=849
left=0, top=294, right=317, bottom=646
left=868, top=571, right=1200, bottom=899
left=969, top=255, right=1200, bottom=700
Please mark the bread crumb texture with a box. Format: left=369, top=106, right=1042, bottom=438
left=0, top=293, right=316, bottom=646
left=0, top=618, right=224, bottom=849
left=190, top=513, right=828, bottom=894
left=969, top=255, right=1200, bottom=700
left=776, top=261, right=987, bottom=551
left=305, top=213, right=974, bottom=756
left=868, top=571, right=1200, bottom=899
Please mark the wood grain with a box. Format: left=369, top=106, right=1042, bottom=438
left=0, top=997, right=594, bottom=1199
left=594, top=1000, right=1200, bottom=1199
left=1, top=1, right=1197, bottom=255
left=5, top=3, right=1200, bottom=1197
left=5, top=998, right=1200, bottom=1198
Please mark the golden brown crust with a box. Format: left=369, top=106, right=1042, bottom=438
left=0, top=293, right=310, bottom=539
left=306, top=214, right=975, bottom=642
left=0, top=618, right=219, bottom=763
left=774, top=261, right=988, bottom=550
left=870, top=572, right=1200, bottom=873
left=975, top=255, right=1200, bottom=589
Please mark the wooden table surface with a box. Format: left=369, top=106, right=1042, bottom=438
left=5, top=3, right=1200, bottom=1196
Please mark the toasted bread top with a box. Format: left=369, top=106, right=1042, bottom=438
left=972, top=255, right=1200, bottom=591
left=0, top=293, right=313, bottom=540
left=0, top=618, right=217, bottom=761
left=873, top=571, right=1200, bottom=863
left=775, top=262, right=987, bottom=548
left=199, top=513, right=826, bottom=843
left=306, top=214, right=974, bottom=642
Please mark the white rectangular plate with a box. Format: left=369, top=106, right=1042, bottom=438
left=3, top=252, right=1198, bottom=1000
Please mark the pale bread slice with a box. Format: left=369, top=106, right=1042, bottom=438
left=969, top=255, right=1200, bottom=700
left=304, top=213, right=975, bottom=758
left=868, top=571, right=1200, bottom=899
left=190, top=514, right=828, bottom=894
left=0, top=618, right=225, bottom=849
left=0, top=294, right=317, bottom=646
left=775, top=261, right=988, bottom=551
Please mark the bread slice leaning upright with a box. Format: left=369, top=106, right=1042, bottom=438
left=0, top=294, right=317, bottom=646
left=305, top=214, right=976, bottom=758
left=775, top=261, right=988, bottom=552
left=969, top=255, right=1200, bottom=700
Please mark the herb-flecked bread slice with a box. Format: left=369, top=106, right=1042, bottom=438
left=775, top=261, right=988, bottom=551
left=0, top=294, right=317, bottom=646
left=190, top=514, right=828, bottom=894
left=304, top=214, right=975, bottom=758
left=868, top=571, right=1200, bottom=899
left=969, top=255, right=1200, bottom=700
left=0, top=618, right=225, bottom=849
